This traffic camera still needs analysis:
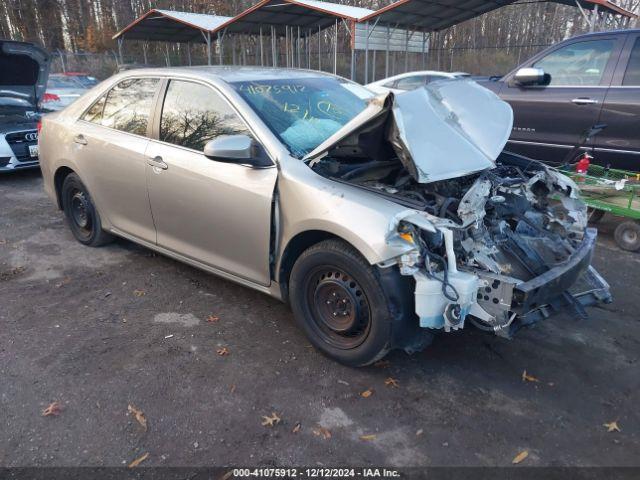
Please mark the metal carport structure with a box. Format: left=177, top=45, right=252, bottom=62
left=210, top=0, right=374, bottom=73
left=113, top=9, right=232, bottom=65
left=114, top=0, right=636, bottom=78
left=356, top=0, right=636, bottom=81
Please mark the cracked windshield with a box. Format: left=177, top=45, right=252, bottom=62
left=232, top=77, right=373, bottom=158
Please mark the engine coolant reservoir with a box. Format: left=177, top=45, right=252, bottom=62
left=414, top=270, right=479, bottom=330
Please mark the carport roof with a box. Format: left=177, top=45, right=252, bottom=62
left=359, top=0, right=635, bottom=32
left=113, top=9, right=233, bottom=42
left=213, top=0, right=375, bottom=35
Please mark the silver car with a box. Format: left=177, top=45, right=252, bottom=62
left=39, top=67, right=611, bottom=366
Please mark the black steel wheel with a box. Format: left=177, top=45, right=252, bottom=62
left=614, top=220, right=640, bottom=252
left=62, top=173, right=114, bottom=247
left=306, top=266, right=372, bottom=350
left=289, top=239, right=396, bottom=366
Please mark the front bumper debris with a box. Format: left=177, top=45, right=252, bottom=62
left=414, top=227, right=611, bottom=337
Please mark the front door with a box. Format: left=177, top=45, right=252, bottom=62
left=500, top=36, right=622, bottom=164
left=73, top=77, right=160, bottom=242
left=145, top=79, right=277, bottom=286
left=596, top=33, right=640, bottom=171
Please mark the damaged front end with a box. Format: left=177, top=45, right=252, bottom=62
left=307, top=80, right=611, bottom=339
left=389, top=154, right=612, bottom=337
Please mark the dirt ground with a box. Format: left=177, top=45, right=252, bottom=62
left=1, top=169, right=638, bottom=468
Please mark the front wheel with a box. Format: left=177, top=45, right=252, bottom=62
left=62, top=173, right=114, bottom=247
left=289, top=239, right=395, bottom=367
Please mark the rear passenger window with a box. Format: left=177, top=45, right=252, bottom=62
left=82, top=96, right=106, bottom=123
left=623, top=38, right=640, bottom=86
left=160, top=80, right=250, bottom=152
left=101, top=78, right=159, bottom=136
left=82, top=78, right=158, bottom=135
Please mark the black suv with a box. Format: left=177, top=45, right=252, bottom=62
left=0, top=39, right=50, bottom=172
left=481, top=29, right=640, bottom=171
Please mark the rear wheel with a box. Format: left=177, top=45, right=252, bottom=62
left=62, top=173, right=114, bottom=247
left=614, top=220, right=640, bottom=252
left=289, top=239, right=394, bottom=366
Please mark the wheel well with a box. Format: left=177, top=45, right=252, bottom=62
left=278, top=230, right=345, bottom=302
left=53, top=166, right=74, bottom=210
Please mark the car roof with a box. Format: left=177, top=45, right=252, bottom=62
left=116, top=66, right=338, bottom=84
left=569, top=28, right=639, bottom=40
left=367, top=70, right=455, bottom=86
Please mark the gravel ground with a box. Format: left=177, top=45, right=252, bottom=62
left=1, top=169, right=638, bottom=467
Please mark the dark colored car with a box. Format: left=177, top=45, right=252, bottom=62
left=481, top=29, right=640, bottom=171
left=0, top=39, right=50, bottom=172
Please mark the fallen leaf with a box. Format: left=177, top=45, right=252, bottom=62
left=217, top=347, right=230, bottom=356
left=522, top=370, right=540, bottom=383
left=384, top=377, right=399, bottom=388
left=360, top=434, right=376, bottom=441
left=229, top=384, right=236, bottom=394
left=312, top=426, right=332, bottom=439
left=133, top=289, right=145, bottom=297
left=360, top=389, right=373, bottom=398
left=127, top=404, right=148, bottom=431
left=374, top=360, right=391, bottom=368
left=261, top=412, right=281, bottom=427
left=207, top=315, right=220, bottom=323
left=128, top=452, right=149, bottom=468
left=55, top=277, right=71, bottom=288
left=42, top=401, right=62, bottom=417
left=603, top=421, right=621, bottom=433
left=292, top=422, right=301, bottom=433
left=512, top=450, right=529, bottom=464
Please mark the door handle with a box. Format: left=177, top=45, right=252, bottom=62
left=571, top=98, right=598, bottom=105
left=147, top=156, right=168, bottom=170
left=74, top=134, right=87, bottom=145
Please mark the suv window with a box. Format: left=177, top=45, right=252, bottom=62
left=533, top=39, right=615, bottom=86
left=395, top=75, right=426, bottom=91
left=82, top=78, right=159, bottom=136
left=160, top=80, right=250, bottom=152
left=623, top=37, right=640, bottom=86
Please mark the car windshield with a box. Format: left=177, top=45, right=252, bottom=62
left=231, top=77, right=373, bottom=158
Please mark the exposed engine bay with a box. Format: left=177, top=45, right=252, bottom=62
left=311, top=145, right=611, bottom=338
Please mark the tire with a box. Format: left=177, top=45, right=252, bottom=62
left=61, top=173, right=114, bottom=247
left=588, top=208, right=605, bottom=224
left=614, top=220, right=640, bottom=252
left=289, top=239, right=395, bottom=367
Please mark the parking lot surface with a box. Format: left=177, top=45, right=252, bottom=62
left=1, top=169, right=638, bottom=467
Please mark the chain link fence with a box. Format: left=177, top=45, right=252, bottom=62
left=50, top=43, right=552, bottom=83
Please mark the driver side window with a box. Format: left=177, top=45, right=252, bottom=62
left=533, top=39, right=615, bottom=86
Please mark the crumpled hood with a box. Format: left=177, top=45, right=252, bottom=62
left=305, top=79, right=513, bottom=183
left=0, top=40, right=51, bottom=107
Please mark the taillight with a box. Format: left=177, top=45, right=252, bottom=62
left=42, top=92, right=60, bottom=103
left=37, top=120, right=42, bottom=133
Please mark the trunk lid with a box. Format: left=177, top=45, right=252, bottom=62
left=0, top=39, right=51, bottom=109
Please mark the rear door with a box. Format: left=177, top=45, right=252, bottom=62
left=499, top=35, right=623, bottom=164
left=73, top=77, right=160, bottom=242
left=145, top=79, right=277, bottom=285
left=595, top=32, right=640, bottom=170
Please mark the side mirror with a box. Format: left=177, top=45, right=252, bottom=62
left=513, top=67, right=549, bottom=87
left=203, top=134, right=271, bottom=167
